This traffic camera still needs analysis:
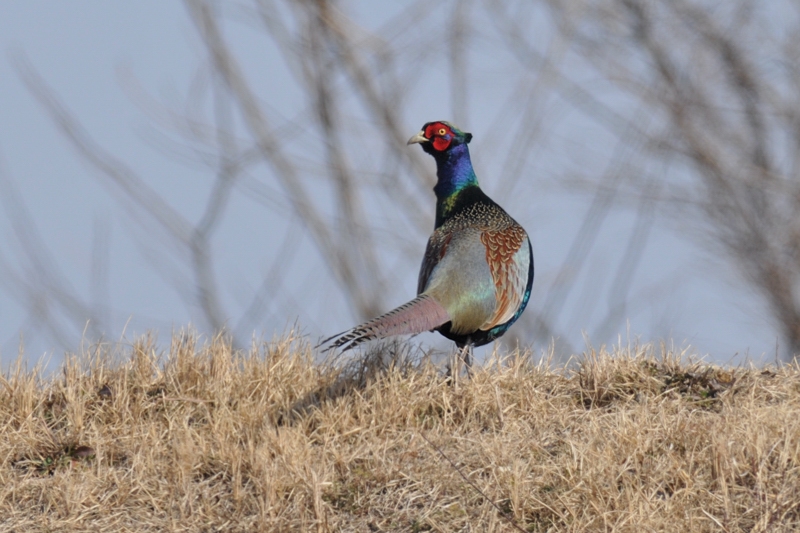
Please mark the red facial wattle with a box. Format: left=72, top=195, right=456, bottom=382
left=425, top=122, right=453, bottom=151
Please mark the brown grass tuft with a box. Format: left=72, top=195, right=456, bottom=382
left=1, top=334, right=799, bottom=531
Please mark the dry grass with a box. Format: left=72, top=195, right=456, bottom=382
left=1, top=333, right=799, bottom=532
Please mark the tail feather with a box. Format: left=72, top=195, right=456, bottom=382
left=321, top=294, right=450, bottom=352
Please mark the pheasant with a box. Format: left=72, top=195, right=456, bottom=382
left=322, top=121, right=534, bottom=368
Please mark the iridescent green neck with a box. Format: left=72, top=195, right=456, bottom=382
left=432, top=143, right=479, bottom=226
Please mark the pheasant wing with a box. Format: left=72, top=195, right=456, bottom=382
left=479, top=224, right=530, bottom=331
left=417, top=229, right=453, bottom=295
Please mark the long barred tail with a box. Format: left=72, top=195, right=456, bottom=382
left=321, top=294, right=451, bottom=352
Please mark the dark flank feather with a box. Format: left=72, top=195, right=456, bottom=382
left=322, top=121, right=534, bottom=364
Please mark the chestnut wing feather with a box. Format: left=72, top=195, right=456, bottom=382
left=479, top=225, right=528, bottom=331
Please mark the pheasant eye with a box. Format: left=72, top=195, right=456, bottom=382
left=438, top=128, right=447, bottom=136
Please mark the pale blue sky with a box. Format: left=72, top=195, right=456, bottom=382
left=0, top=2, right=779, bottom=368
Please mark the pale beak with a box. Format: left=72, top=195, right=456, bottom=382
left=407, top=131, right=428, bottom=145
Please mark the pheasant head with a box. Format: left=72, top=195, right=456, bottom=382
left=407, top=121, right=473, bottom=154
left=408, top=121, right=478, bottom=209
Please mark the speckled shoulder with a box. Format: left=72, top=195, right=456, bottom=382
left=437, top=201, right=521, bottom=235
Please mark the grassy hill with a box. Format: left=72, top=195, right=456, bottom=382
left=1, top=333, right=799, bottom=532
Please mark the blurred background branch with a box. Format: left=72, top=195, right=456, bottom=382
left=1, top=0, right=798, bottom=363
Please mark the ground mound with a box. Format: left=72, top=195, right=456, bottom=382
left=2, top=334, right=798, bottom=531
